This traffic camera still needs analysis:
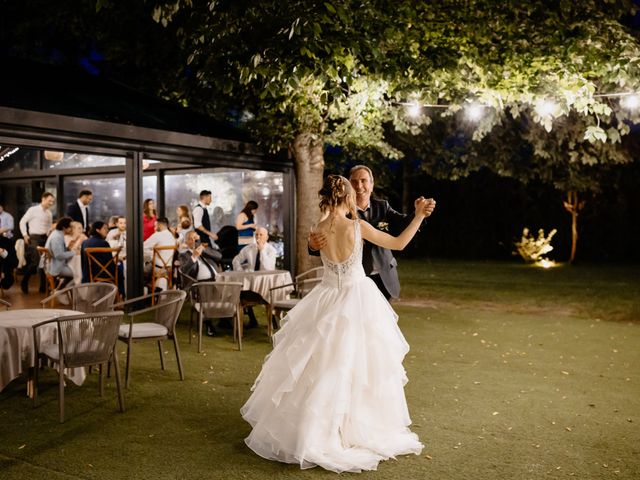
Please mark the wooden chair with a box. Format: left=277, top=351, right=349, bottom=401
left=32, top=311, right=125, bottom=423
left=36, top=246, right=60, bottom=298
left=150, top=245, right=177, bottom=303
left=114, top=290, right=187, bottom=388
left=84, top=247, right=122, bottom=296
left=189, top=281, right=243, bottom=352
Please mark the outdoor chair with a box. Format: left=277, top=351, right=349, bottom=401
left=84, top=247, right=122, bottom=297
left=216, top=226, right=238, bottom=271
left=267, top=275, right=323, bottom=337
left=189, top=281, right=243, bottom=352
left=114, top=289, right=187, bottom=388
left=40, top=283, right=118, bottom=313
left=32, top=311, right=125, bottom=423
left=150, top=245, right=177, bottom=303
left=36, top=246, right=61, bottom=297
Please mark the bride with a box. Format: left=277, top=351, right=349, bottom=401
left=241, top=174, right=434, bottom=473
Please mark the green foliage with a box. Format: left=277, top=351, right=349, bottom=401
left=151, top=0, right=640, bottom=166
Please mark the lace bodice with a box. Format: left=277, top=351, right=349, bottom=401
left=320, top=220, right=365, bottom=289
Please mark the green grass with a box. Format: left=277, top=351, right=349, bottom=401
left=1, top=259, right=639, bottom=479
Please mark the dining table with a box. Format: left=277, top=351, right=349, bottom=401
left=0, top=308, right=86, bottom=396
left=215, top=269, right=294, bottom=305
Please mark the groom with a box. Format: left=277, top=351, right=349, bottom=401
left=309, top=165, right=436, bottom=300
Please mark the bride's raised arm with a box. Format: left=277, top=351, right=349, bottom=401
left=360, top=198, right=433, bottom=250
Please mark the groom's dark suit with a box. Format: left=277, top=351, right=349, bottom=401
left=356, top=198, right=413, bottom=299
left=310, top=197, right=415, bottom=299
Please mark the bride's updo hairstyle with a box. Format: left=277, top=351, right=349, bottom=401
left=318, top=174, right=357, bottom=220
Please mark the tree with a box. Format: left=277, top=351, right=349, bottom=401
left=150, top=0, right=640, bottom=271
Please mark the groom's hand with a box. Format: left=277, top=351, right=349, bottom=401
left=308, top=231, right=327, bottom=251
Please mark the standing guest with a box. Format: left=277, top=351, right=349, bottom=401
left=44, top=217, right=75, bottom=290
left=176, top=204, right=191, bottom=224
left=143, top=217, right=177, bottom=291
left=309, top=165, right=436, bottom=300
left=232, top=226, right=277, bottom=328
left=236, top=200, right=258, bottom=251
left=0, top=203, right=18, bottom=289
left=66, top=189, right=92, bottom=232
left=19, top=192, right=55, bottom=294
left=65, top=220, right=88, bottom=286
left=142, top=198, right=157, bottom=241
left=192, top=190, right=218, bottom=247
left=175, top=217, right=193, bottom=248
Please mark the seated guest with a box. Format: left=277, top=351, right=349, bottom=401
left=44, top=217, right=76, bottom=290
left=231, top=226, right=277, bottom=328
left=81, top=221, right=125, bottom=297
left=106, top=216, right=127, bottom=257
left=65, top=221, right=88, bottom=286
left=178, top=230, right=220, bottom=289
left=143, top=217, right=177, bottom=291
left=175, top=217, right=193, bottom=248
left=232, top=227, right=277, bottom=272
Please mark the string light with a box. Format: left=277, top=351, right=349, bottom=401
left=620, top=93, right=640, bottom=110
left=465, top=103, right=485, bottom=121
left=535, top=99, right=558, bottom=117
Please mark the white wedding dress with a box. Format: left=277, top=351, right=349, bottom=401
left=240, top=220, right=423, bottom=473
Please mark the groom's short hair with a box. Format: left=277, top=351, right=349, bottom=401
left=349, top=165, right=374, bottom=182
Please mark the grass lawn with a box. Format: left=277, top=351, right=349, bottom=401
left=1, top=259, right=638, bottom=479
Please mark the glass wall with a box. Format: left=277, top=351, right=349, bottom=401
left=0, top=145, right=39, bottom=174
left=44, top=151, right=125, bottom=169
left=164, top=168, right=285, bottom=258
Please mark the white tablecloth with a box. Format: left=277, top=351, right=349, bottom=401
left=0, top=309, right=86, bottom=392
left=216, top=270, right=294, bottom=304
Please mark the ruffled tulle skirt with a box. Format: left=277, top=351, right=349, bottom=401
left=240, top=275, right=423, bottom=473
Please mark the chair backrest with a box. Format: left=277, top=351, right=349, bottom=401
left=295, top=266, right=324, bottom=283
left=193, top=281, right=242, bottom=318
left=298, top=277, right=322, bottom=298
left=216, top=226, right=238, bottom=258
left=151, top=289, right=187, bottom=331
left=71, top=283, right=118, bottom=313
left=85, top=247, right=121, bottom=286
left=152, top=245, right=177, bottom=288
left=36, top=246, right=53, bottom=270
left=55, top=312, right=124, bottom=368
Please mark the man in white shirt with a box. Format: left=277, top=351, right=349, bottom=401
left=0, top=203, right=18, bottom=290
left=19, top=192, right=55, bottom=293
left=143, top=217, right=177, bottom=291
left=232, top=226, right=277, bottom=328
left=192, top=190, right=219, bottom=247
left=106, top=216, right=127, bottom=259
left=232, top=227, right=277, bottom=272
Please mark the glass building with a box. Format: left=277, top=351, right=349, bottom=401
left=0, top=58, right=295, bottom=298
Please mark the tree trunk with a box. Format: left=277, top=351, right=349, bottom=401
left=292, top=133, right=324, bottom=275
left=563, top=190, right=584, bottom=264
